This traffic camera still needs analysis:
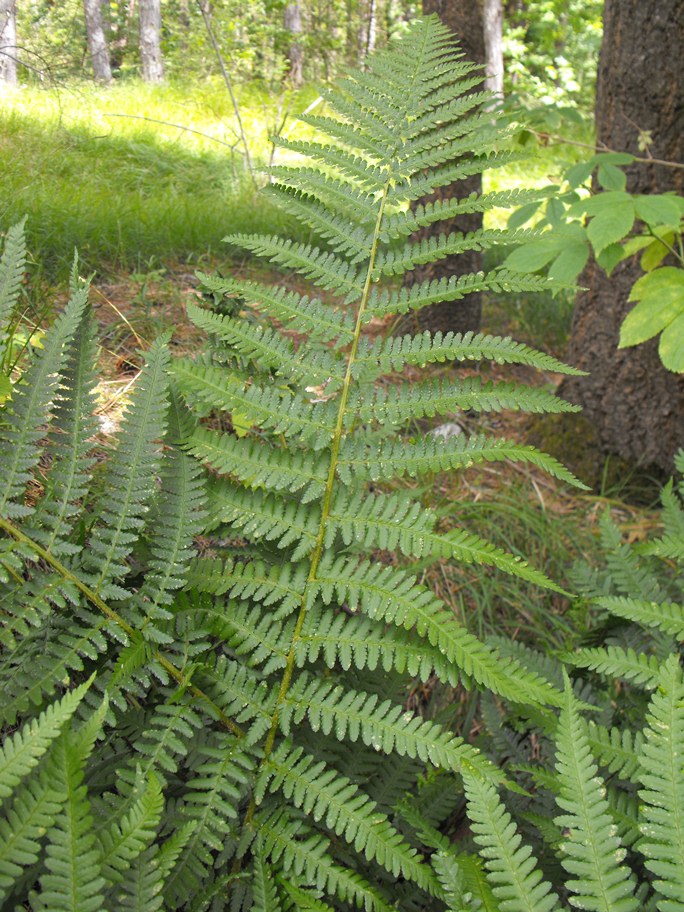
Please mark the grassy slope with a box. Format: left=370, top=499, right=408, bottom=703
left=0, top=80, right=317, bottom=275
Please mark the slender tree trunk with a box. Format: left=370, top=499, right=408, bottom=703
left=559, top=0, right=684, bottom=473
left=0, top=0, right=17, bottom=87
left=365, top=0, right=377, bottom=57
left=284, top=2, right=304, bottom=87
left=83, top=0, right=113, bottom=83
left=483, top=0, right=503, bottom=98
left=399, top=0, right=487, bottom=335
left=139, top=0, right=164, bottom=83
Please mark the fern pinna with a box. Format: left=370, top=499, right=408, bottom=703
left=0, top=18, right=604, bottom=912
left=443, top=465, right=684, bottom=912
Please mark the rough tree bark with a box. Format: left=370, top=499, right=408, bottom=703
left=83, top=0, right=112, bottom=83
left=139, top=0, right=164, bottom=83
left=0, top=0, right=17, bottom=87
left=559, top=0, right=684, bottom=473
left=399, top=0, right=487, bottom=335
left=284, top=2, right=303, bottom=87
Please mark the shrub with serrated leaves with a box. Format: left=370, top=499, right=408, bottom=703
left=0, top=17, right=648, bottom=911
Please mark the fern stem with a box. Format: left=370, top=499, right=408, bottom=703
left=261, top=184, right=392, bottom=759
left=0, top=514, right=243, bottom=738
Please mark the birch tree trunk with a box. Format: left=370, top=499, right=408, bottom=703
left=139, top=0, right=164, bottom=83
left=0, top=0, right=17, bottom=87
left=483, top=0, right=503, bottom=98
left=83, top=0, right=113, bottom=83
left=284, top=2, right=303, bottom=87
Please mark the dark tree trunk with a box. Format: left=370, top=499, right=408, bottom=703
left=83, top=0, right=113, bottom=83
left=399, top=0, right=486, bottom=336
left=139, top=0, right=164, bottom=83
left=559, top=0, right=684, bottom=474
left=0, top=0, right=17, bottom=87
left=284, top=2, right=304, bottom=87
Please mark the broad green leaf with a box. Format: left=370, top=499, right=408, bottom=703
left=508, top=200, right=543, bottom=230
left=596, top=243, right=625, bottom=276
left=659, top=310, right=684, bottom=372
left=641, top=230, right=677, bottom=272
left=619, top=268, right=684, bottom=348
left=569, top=190, right=632, bottom=219
left=586, top=200, right=635, bottom=256
left=547, top=240, right=589, bottom=284
left=634, top=194, right=682, bottom=227
left=597, top=163, right=626, bottom=191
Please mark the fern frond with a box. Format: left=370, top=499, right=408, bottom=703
left=352, top=376, right=578, bottom=427
left=99, top=772, right=163, bottom=885
left=173, top=359, right=335, bottom=448
left=195, top=272, right=355, bottom=345
left=0, top=276, right=90, bottom=518
left=585, top=722, right=644, bottom=781
left=186, top=426, right=327, bottom=500
left=257, top=806, right=395, bottom=912
left=596, top=596, right=684, bottom=640
left=372, top=228, right=543, bottom=278
left=226, top=234, right=363, bottom=298
left=0, top=770, right=64, bottom=905
left=26, top=308, right=99, bottom=556
left=252, top=848, right=283, bottom=912
left=566, top=646, right=662, bottom=689
left=187, top=555, right=310, bottom=619
left=185, top=299, right=344, bottom=387
left=85, top=335, right=171, bottom=598
left=265, top=185, right=374, bottom=262
left=315, top=556, right=563, bottom=706
left=637, top=654, right=684, bottom=909
left=267, top=166, right=378, bottom=228
left=36, top=725, right=106, bottom=912
left=0, top=216, right=27, bottom=342
left=133, top=388, right=207, bottom=629
left=554, top=674, right=638, bottom=912
left=0, top=680, right=90, bottom=805
left=357, top=330, right=584, bottom=375
left=328, top=491, right=564, bottom=591
left=282, top=675, right=503, bottom=782
left=382, top=189, right=549, bottom=240
left=463, top=771, right=560, bottom=912
left=257, top=742, right=438, bottom=894
left=337, top=433, right=586, bottom=487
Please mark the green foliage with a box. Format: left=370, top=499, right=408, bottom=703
left=447, top=462, right=684, bottom=912
left=504, top=153, right=684, bottom=371
left=5, top=19, right=681, bottom=912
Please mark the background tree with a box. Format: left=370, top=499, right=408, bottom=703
left=400, top=0, right=487, bottom=334
left=283, top=1, right=303, bottom=87
left=0, top=0, right=17, bottom=87
left=139, top=0, right=164, bottom=82
left=483, top=0, right=503, bottom=96
left=83, top=0, right=112, bottom=83
left=559, top=0, right=684, bottom=473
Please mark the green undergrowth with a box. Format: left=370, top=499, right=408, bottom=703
left=0, top=80, right=317, bottom=276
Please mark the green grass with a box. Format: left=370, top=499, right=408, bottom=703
left=0, top=80, right=317, bottom=276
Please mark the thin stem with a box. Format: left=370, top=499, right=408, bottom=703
left=104, top=113, right=241, bottom=151
left=196, top=0, right=256, bottom=188
left=0, top=514, right=243, bottom=737
left=532, top=130, right=684, bottom=170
